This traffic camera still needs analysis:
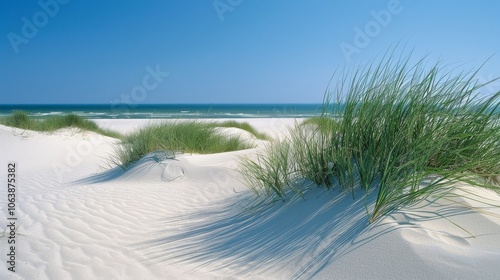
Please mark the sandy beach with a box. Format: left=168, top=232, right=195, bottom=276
left=1, top=118, right=500, bottom=279
left=4, top=0, right=499, bottom=278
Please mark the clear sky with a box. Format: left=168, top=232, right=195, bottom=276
left=1, top=0, right=499, bottom=104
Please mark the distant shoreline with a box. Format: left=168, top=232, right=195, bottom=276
left=0, top=103, right=330, bottom=119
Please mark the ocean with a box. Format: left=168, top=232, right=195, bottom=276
left=0, top=104, right=327, bottom=119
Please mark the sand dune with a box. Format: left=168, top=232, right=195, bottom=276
left=1, top=119, right=500, bottom=279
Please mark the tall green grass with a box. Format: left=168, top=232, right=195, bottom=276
left=240, top=53, right=500, bottom=222
left=115, top=121, right=260, bottom=168
left=0, top=111, right=122, bottom=138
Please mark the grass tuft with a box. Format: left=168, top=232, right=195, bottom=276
left=240, top=52, right=500, bottom=222
left=115, top=120, right=258, bottom=168
left=217, top=120, right=270, bottom=140
left=0, top=111, right=122, bottom=138
left=6, top=110, right=33, bottom=128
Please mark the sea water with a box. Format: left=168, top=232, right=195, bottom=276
left=0, top=104, right=331, bottom=119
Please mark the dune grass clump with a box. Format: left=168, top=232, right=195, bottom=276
left=116, top=121, right=258, bottom=168
left=240, top=53, right=500, bottom=222
left=0, top=111, right=122, bottom=138
left=301, top=116, right=340, bottom=135
left=2, top=110, right=33, bottom=128
left=218, top=120, right=270, bottom=140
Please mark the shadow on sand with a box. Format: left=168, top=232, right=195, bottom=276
left=72, top=150, right=177, bottom=184
left=131, top=186, right=420, bottom=279
left=130, top=184, right=493, bottom=278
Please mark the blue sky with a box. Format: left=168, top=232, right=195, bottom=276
left=1, top=0, right=499, bottom=104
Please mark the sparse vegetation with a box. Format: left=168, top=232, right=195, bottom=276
left=1, top=112, right=269, bottom=169
left=114, top=120, right=263, bottom=168
left=218, top=120, right=270, bottom=140
left=0, top=111, right=122, bottom=138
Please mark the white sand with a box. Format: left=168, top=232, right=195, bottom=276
left=1, top=119, right=500, bottom=279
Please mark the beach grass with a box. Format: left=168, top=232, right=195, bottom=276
left=218, top=120, right=270, bottom=140
left=1, top=111, right=267, bottom=169
left=115, top=120, right=260, bottom=168
left=301, top=116, right=340, bottom=135
left=240, top=52, right=500, bottom=222
left=0, top=111, right=122, bottom=138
